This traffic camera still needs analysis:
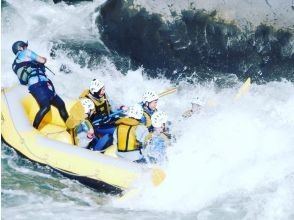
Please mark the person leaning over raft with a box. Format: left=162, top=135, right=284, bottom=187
left=11, top=41, right=69, bottom=129
left=66, top=98, right=107, bottom=150
left=141, top=90, right=159, bottom=131
left=66, top=98, right=96, bottom=148
left=113, top=104, right=149, bottom=163
left=144, top=111, right=170, bottom=165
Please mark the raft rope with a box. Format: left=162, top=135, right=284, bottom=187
left=2, top=90, right=121, bottom=185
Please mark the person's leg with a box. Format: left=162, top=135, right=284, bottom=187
left=33, top=105, right=51, bottom=129
left=51, top=94, right=69, bottom=123
left=95, top=126, right=115, bottom=136
left=29, top=83, right=52, bottom=129
left=92, top=134, right=113, bottom=151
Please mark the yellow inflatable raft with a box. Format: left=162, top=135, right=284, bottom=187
left=1, top=86, right=165, bottom=194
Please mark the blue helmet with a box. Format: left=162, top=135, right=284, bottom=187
left=12, top=41, right=28, bottom=55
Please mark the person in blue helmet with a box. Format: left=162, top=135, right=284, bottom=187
left=12, top=41, right=69, bottom=129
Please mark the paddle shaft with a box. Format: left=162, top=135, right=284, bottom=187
left=158, top=87, right=177, bottom=98
left=92, top=110, right=124, bottom=125
left=45, top=66, right=56, bottom=75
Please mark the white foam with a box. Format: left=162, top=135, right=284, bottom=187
left=2, top=1, right=294, bottom=218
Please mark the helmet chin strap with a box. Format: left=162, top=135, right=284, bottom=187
left=146, top=102, right=155, bottom=112
left=147, top=104, right=152, bottom=111
left=92, top=90, right=102, bottom=99
left=143, top=102, right=151, bottom=110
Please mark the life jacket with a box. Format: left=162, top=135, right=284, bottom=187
left=115, top=118, right=140, bottom=152
left=65, top=100, right=86, bottom=129
left=142, top=105, right=157, bottom=130
left=80, top=90, right=111, bottom=118
left=12, top=60, right=46, bottom=85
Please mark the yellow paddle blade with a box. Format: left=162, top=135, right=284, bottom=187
left=234, top=77, right=251, bottom=100
left=203, top=78, right=251, bottom=108
left=66, top=101, right=85, bottom=129
left=151, top=167, right=166, bottom=186
left=69, top=101, right=85, bottom=117
left=117, top=167, right=166, bottom=202
left=158, top=87, right=177, bottom=98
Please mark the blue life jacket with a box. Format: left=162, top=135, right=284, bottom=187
left=12, top=59, right=46, bottom=85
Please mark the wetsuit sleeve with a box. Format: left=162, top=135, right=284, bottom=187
left=27, top=50, right=38, bottom=61
left=16, top=49, right=37, bottom=62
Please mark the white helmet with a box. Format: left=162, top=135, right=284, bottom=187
left=191, top=97, right=204, bottom=106
left=89, top=79, right=104, bottom=94
left=80, top=98, right=95, bottom=114
left=142, top=91, right=159, bottom=103
left=151, top=111, right=168, bottom=128
left=127, top=104, right=143, bottom=119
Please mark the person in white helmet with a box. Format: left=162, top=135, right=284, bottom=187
left=80, top=79, right=113, bottom=120
left=143, top=111, right=170, bottom=164
left=113, top=104, right=149, bottom=162
left=80, top=79, right=127, bottom=151
left=141, top=90, right=159, bottom=131
left=182, top=97, right=204, bottom=118
left=66, top=98, right=96, bottom=148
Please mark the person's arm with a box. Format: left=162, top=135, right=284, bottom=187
left=36, top=55, right=46, bottom=64
left=28, top=50, right=47, bottom=64
left=107, top=97, right=128, bottom=113
left=84, top=120, right=94, bottom=139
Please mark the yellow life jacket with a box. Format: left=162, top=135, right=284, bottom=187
left=115, top=118, right=140, bottom=152
left=79, top=89, right=111, bottom=117
left=65, top=100, right=93, bottom=146
left=142, top=111, right=152, bottom=128
left=65, top=100, right=86, bottom=129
